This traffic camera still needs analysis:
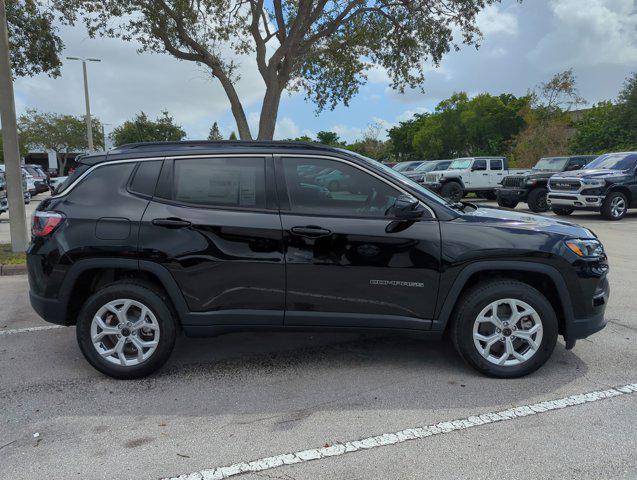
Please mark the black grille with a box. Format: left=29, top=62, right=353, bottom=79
left=549, top=179, right=581, bottom=191
left=501, top=176, right=525, bottom=188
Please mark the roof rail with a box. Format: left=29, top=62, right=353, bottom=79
left=111, top=140, right=331, bottom=152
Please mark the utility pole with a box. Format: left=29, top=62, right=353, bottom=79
left=67, top=56, right=101, bottom=151
left=0, top=0, right=28, bottom=252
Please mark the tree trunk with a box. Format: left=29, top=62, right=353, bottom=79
left=216, top=72, right=253, bottom=140
left=257, top=85, right=283, bottom=140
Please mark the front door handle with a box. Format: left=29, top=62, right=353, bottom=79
left=152, top=217, right=192, bottom=229
left=290, top=225, right=332, bottom=238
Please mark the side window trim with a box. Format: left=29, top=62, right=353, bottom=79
left=275, top=155, right=435, bottom=220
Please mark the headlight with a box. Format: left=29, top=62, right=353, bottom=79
left=581, top=178, right=605, bottom=186
left=525, top=179, right=537, bottom=185
left=565, top=239, right=605, bottom=258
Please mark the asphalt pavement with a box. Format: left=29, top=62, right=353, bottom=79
left=0, top=203, right=636, bottom=479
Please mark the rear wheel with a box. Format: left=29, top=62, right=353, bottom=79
left=76, top=281, right=177, bottom=379
left=451, top=280, right=558, bottom=378
left=601, top=191, right=628, bottom=220
left=552, top=206, right=574, bottom=216
left=527, top=187, right=549, bottom=213
left=440, top=181, right=463, bottom=202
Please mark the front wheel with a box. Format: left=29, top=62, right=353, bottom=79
left=527, top=187, right=549, bottom=213
left=497, top=197, right=518, bottom=209
left=440, top=181, right=463, bottom=202
left=76, top=281, right=177, bottom=379
left=552, top=206, right=574, bottom=216
left=601, top=191, right=628, bottom=220
left=451, top=280, right=558, bottom=378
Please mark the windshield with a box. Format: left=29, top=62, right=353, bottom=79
left=415, top=162, right=442, bottom=172
left=449, top=159, right=472, bottom=170
left=587, top=153, right=637, bottom=171
left=338, top=149, right=451, bottom=208
left=394, top=162, right=420, bottom=172
left=533, top=157, right=569, bottom=171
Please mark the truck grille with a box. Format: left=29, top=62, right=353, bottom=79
left=549, top=179, right=581, bottom=191
left=424, top=173, right=437, bottom=183
left=501, top=176, right=525, bottom=188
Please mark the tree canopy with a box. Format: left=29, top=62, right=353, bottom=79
left=6, top=0, right=64, bottom=77
left=54, top=0, right=511, bottom=140
left=18, top=109, right=104, bottom=173
left=110, top=111, right=186, bottom=146
left=207, top=122, right=223, bottom=141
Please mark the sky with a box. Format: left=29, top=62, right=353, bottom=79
left=12, top=0, right=637, bottom=144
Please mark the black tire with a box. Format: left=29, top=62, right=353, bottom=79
left=497, top=197, right=519, bottom=209
left=76, top=281, right=177, bottom=379
left=328, top=180, right=339, bottom=192
left=483, top=191, right=497, bottom=201
left=440, top=181, right=463, bottom=202
left=527, top=187, right=549, bottom=213
left=450, top=279, right=558, bottom=378
left=601, top=191, right=628, bottom=221
left=551, top=206, right=574, bottom=216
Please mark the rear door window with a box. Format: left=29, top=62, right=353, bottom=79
left=490, top=159, right=503, bottom=170
left=172, top=157, right=266, bottom=209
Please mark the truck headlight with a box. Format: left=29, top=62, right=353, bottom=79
left=525, top=179, right=537, bottom=185
left=581, top=179, right=605, bottom=186
left=565, top=239, right=605, bottom=258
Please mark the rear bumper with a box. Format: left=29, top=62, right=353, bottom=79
left=497, top=187, right=528, bottom=202
left=29, top=291, right=69, bottom=326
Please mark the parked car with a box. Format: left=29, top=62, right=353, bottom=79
left=49, top=176, right=68, bottom=193
left=404, top=160, right=452, bottom=183
left=314, top=168, right=354, bottom=191
left=22, top=164, right=50, bottom=194
left=28, top=141, right=609, bottom=379
left=0, top=175, right=7, bottom=215
left=0, top=166, right=32, bottom=205
left=423, top=157, right=528, bottom=202
left=497, top=156, right=597, bottom=212
left=548, top=152, right=637, bottom=220
left=392, top=160, right=425, bottom=173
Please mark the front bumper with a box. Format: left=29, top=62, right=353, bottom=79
left=564, top=275, right=609, bottom=342
left=547, top=192, right=604, bottom=209
left=497, top=187, right=528, bottom=202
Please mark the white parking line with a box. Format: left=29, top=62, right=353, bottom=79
left=0, top=325, right=64, bottom=336
left=165, top=383, right=637, bottom=480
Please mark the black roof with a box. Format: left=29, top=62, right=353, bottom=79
left=79, top=140, right=346, bottom=165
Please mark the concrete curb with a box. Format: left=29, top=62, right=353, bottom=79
left=0, top=264, right=27, bottom=276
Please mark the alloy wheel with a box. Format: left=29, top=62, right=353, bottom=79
left=472, top=298, right=543, bottom=367
left=610, top=196, right=626, bottom=218
left=90, top=299, right=160, bottom=367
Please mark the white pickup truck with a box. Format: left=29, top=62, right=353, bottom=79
left=422, top=156, right=529, bottom=201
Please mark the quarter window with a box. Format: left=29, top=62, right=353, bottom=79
left=173, top=157, right=266, bottom=209
left=490, top=159, right=503, bottom=170
left=282, top=157, right=400, bottom=217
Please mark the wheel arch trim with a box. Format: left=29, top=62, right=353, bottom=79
left=432, top=261, right=573, bottom=331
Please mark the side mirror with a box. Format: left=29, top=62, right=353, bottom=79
left=386, top=194, right=424, bottom=221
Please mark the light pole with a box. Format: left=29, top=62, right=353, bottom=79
left=0, top=0, right=28, bottom=251
left=67, top=56, right=101, bottom=151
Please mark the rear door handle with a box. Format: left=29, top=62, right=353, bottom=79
left=290, top=225, right=332, bottom=238
left=152, top=217, right=192, bottom=229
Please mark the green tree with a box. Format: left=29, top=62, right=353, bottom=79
left=207, top=122, right=223, bottom=141
left=409, top=92, right=529, bottom=159
left=110, top=111, right=186, bottom=146
left=345, top=122, right=390, bottom=160
left=618, top=72, right=637, bottom=145
left=228, top=131, right=237, bottom=140
left=55, top=0, right=512, bottom=140
left=6, top=0, right=64, bottom=77
left=18, top=110, right=104, bottom=174
left=388, top=114, right=428, bottom=161
left=571, top=102, right=631, bottom=154
left=316, top=131, right=341, bottom=146
left=0, top=131, right=29, bottom=163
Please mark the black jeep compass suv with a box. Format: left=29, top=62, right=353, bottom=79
left=27, top=141, right=610, bottom=379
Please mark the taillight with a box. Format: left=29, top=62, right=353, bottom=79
left=32, top=211, right=65, bottom=237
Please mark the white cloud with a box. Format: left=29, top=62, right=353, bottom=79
left=476, top=5, right=519, bottom=36
left=274, top=117, right=301, bottom=139
left=530, top=0, right=637, bottom=69
left=366, top=64, right=391, bottom=84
